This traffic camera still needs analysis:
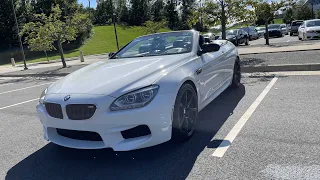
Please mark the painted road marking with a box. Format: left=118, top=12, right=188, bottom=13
left=0, top=82, right=51, bottom=95
left=0, top=98, right=38, bottom=110
left=212, top=77, right=278, bottom=157
left=0, top=83, right=14, bottom=87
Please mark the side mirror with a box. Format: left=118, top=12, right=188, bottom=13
left=198, top=44, right=220, bottom=56
left=109, top=52, right=115, bottom=58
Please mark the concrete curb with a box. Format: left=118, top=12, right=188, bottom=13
left=242, top=63, right=320, bottom=73
left=239, top=48, right=320, bottom=55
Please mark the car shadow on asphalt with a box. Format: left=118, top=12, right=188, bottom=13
left=5, top=85, right=246, bottom=180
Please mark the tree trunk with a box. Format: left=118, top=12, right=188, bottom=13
left=265, top=21, right=269, bottom=45
left=221, top=1, right=226, bottom=40
left=57, top=39, right=67, bottom=68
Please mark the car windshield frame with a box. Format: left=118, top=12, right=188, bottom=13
left=110, top=31, right=194, bottom=59
left=268, top=24, right=281, bottom=29
left=306, top=20, right=320, bottom=27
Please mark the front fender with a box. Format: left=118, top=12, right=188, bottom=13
left=154, top=56, right=202, bottom=103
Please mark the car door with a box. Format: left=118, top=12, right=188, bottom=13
left=238, top=30, right=245, bottom=44
left=197, top=37, right=224, bottom=104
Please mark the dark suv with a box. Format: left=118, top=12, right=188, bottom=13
left=290, top=20, right=304, bottom=36
left=240, top=26, right=259, bottom=40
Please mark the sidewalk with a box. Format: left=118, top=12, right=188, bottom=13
left=0, top=54, right=107, bottom=75
left=238, top=42, right=320, bottom=55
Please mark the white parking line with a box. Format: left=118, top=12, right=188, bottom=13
left=0, top=98, right=38, bottom=110
left=0, top=82, right=51, bottom=95
left=0, top=83, right=14, bottom=87
left=212, top=77, right=278, bottom=157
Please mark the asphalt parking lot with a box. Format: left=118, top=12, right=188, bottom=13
left=1, top=71, right=320, bottom=180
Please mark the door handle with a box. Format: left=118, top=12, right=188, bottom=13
left=196, top=68, right=202, bottom=75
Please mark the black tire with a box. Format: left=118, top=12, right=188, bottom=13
left=172, top=83, right=198, bottom=142
left=249, top=35, right=252, bottom=41
left=235, top=40, right=239, bottom=46
left=245, top=38, right=249, bottom=46
left=230, top=59, right=241, bottom=88
left=290, top=32, right=293, bottom=36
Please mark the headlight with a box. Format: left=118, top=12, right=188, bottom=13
left=110, top=85, right=159, bottom=111
left=39, top=88, right=47, bottom=104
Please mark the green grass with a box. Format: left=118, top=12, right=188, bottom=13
left=19, top=25, right=170, bottom=64
left=273, top=18, right=283, bottom=24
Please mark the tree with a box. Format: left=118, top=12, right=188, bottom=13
left=94, top=0, right=113, bottom=25
left=129, top=0, right=151, bottom=26
left=143, top=20, right=167, bottom=34
left=204, top=0, right=252, bottom=40
left=0, top=0, right=33, bottom=48
left=21, top=5, right=92, bottom=67
left=164, top=0, right=180, bottom=30
left=293, top=1, right=313, bottom=20
left=283, top=8, right=294, bottom=24
left=317, top=9, right=320, bottom=19
left=151, top=0, right=165, bottom=22
left=251, top=0, right=294, bottom=45
left=180, top=0, right=196, bottom=29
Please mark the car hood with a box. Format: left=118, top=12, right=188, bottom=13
left=268, top=28, right=281, bottom=31
left=48, top=53, right=192, bottom=97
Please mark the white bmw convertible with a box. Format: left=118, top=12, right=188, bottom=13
left=36, top=30, right=241, bottom=151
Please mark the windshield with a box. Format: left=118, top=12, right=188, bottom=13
left=306, top=20, right=320, bottom=27
left=292, top=21, right=303, bottom=26
left=256, top=27, right=265, bottom=31
left=268, top=24, right=281, bottom=29
left=241, top=27, right=249, bottom=33
left=226, top=30, right=237, bottom=36
left=280, top=24, right=286, bottom=28
left=111, top=32, right=193, bottom=59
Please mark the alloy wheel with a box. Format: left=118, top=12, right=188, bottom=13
left=178, top=89, right=197, bottom=136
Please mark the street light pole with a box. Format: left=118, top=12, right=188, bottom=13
left=113, top=13, right=119, bottom=50
left=11, top=0, right=28, bottom=70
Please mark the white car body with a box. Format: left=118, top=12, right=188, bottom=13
left=36, top=31, right=239, bottom=151
left=298, top=19, right=320, bottom=40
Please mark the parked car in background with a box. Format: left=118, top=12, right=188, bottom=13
left=290, top=20, right=304, bottom=36
left=266, top=24, right=283, bottom=38
left=36, top=30, right=242, bottom=151
left=203, top=33, right=215, bottom=41
left=218, top=29, right=249, bottom=46
left=256, top=27, right=265, bottom=37
left=240, top=26, right=259, bottom=40
left=280, top=24, right=289, bottom=35
left=298, top=19, right=320, bottom=40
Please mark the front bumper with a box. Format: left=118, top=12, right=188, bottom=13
left=36, top=93, right=175, bottom=151
left=268, top=31, right=282, bottom=37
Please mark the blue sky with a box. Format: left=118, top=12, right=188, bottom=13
left=79, top=0, right=97, bottom=8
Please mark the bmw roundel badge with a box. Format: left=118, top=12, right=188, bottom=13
left=64, top=95, right=71, bottom=101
